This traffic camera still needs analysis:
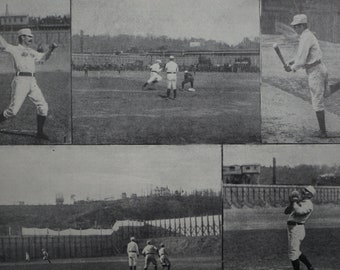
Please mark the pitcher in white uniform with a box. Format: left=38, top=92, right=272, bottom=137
left=0, top=28, right=57, bottom=140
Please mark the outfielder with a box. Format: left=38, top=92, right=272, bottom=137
left=181, top=70, right=194, bottom=91
left=284, top=186, right=315, bottom=270
left=41, top=248, right=52, bottom=263
left=165, top=56, right=178, bottom=99
left=0, top=28, right=57, bottom=140
left=284, top=14, right=329, bottom=138
left=158, top=243, right=171, bottom=270
left=142, top=240, right=158, bottom=270
left=143, top=59, right=162, bottom=89
left=127, top=236, right=139, bottom=270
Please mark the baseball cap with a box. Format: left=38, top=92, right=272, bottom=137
left=156, top=59, right=162, bottom=63
left=147, top=240, right=151, bottom=244
left=169, top=55, right=175, bottom=59
left=304, top=185, right=316, bottom=196
left=184, top=70, right=188, bottom=73
left=291, top=14, right=307, bottom=26
left=130, top=236, right=135, bottom=241
left=18, top=28, right=33, bottom=37
left=160, top=243, right=165, bottom=247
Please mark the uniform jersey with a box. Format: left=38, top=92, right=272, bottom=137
left=150, top=63, right=162, bottom=73
left=184, top=72, right=193, bottom=80
left=287, top=199, right=313, bottom=224
left=291, top=29, right=322, bottom=71
left=127, top=241, right=139, bottom=255
left=159, top=247, right=168, bottom=256
left=165, top=61, right=178, bottom=73
left=4, top=44, right=44, bottom=73
left=142, top=244, right=158, bottom=256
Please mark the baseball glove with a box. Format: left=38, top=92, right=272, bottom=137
left=289, top=190, right=300, bottom=203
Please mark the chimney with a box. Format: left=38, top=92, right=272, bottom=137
left=5, top=4, right=9, bottom=16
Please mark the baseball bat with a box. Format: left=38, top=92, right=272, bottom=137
left=273, top=43, right=287, bottom=66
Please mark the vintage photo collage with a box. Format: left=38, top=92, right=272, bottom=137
left=0, top=0, right=340, bottom=270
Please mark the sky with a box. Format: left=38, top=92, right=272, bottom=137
left=223, top=145, right=340, bottom=167
left=0, top=145, right=221, bottom=205
left=72, top=0, right=260, bottom=45
left=0, top=0, right=70, bottom=16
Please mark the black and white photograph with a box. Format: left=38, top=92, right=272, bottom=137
left=71, top=0, right=260, bottom=144
left=0, top=0, right=71, bottom=144
left=223, top=145, right=340, bottom=270
left=261, top=0, right=340, bottom=143
left=0, top=145, right=222, bottom=270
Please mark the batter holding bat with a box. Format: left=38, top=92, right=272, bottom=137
left=276, top=14, right=332, bottom=138
left=0, top=28, right=58, bottom=140
left=284, top=186, right=316, bottom=270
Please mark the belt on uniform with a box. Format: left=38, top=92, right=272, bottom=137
left=304, top=60, right=321, bottom=69
left=16, top=72, right=35, bottom=77
left=167, top=72, right=176, bottom=74
left=287, top=221, right=304, bottom=226
left=151, top=71, right=159, bottom=74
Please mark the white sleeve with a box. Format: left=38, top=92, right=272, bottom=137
left=291, top=34, right=311, bottom=71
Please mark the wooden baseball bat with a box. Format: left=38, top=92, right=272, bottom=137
left=273, top=43, right=287, bottom=66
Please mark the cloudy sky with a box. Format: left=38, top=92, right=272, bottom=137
left=72, top=0, right=260, bottom=45
left=0, top=0, right=70, bottom=16
left=223, top=145, right=340, bottom=167
left=0, top=145, right=221, bottom=205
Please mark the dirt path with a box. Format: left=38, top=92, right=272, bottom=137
left=261, top=82, right=340, bottom=143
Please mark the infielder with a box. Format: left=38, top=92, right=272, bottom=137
left=284, top=186, right=315, bottom=270
left=284, top=14, right=328, bottom=138
left=181, top=70, right=194, bottom=91
left=143, top=59, right=162, bottom=89
left=127, top=236, right=139, bottom=270
left=0, top=28, right=57, bottom=140
left=158, top=243, right=171, bottom=270
left=165, top=56, right=178, bottom=99
left=142, top=240, right=158, bottom=270
left=41, top=248, right=52, bottom=263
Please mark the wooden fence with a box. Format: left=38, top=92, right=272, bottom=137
left=0, top=234, right=122, bottom=262
left=223, top=184, right=340, bottom=208
left=0, top=215, right=221, bottom=262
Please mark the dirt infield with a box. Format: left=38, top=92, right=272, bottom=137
left=0, top=72, right=71, bottom=144
left=261, top=35, right=340, bottom=143
left=0, top=256, right=221, bottom=270
left=72, top=71, right=260, bottom=144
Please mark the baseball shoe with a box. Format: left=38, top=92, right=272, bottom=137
left=312, top=130, right=327, bottom=138
left=36, top=132, right=49, bottom=140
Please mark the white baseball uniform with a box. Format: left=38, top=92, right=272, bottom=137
left=291, top=29, right=327, bottom=111
left=165, top=61, right=178, bottom=90
left=127, top=241, right=139, bottom=267
left=147, top=63, right=162, bottom=84
left=286, top=199, right=313, bottom=260
left=142, top=244, right=158, bottom=269
left=2, top=43, right=48, bottom=118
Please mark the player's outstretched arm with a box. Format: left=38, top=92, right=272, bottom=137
left=43, top=43, right=58, bottom=61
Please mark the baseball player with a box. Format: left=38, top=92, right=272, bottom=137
left=284, top=14, right=329, bottom=138
left=181, top=70, right=194, bottom=91
left=284, top=186, right=316, bottom=270
left=0, top=28, right=58, bottom=140
left=165, top=56, right=178, bottom=99
left=142, top=240, right=158, bottom=270
left=142, top=59, right=162, bottom=89
left=127, top=236, right=139, bottom=270
left=41, top=248, right=52, bottom=263
left=25, top=251, right=30, bottom=263
left=158, top=243, right=171, bottom=270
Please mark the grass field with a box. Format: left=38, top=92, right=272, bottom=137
left=224, top=228, right=340, bottom=270
left=72, top=71, right=260, bottom=144
left=0, top=255, right=221, bottom=270
left=0, top=72, right=71, bottom=144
